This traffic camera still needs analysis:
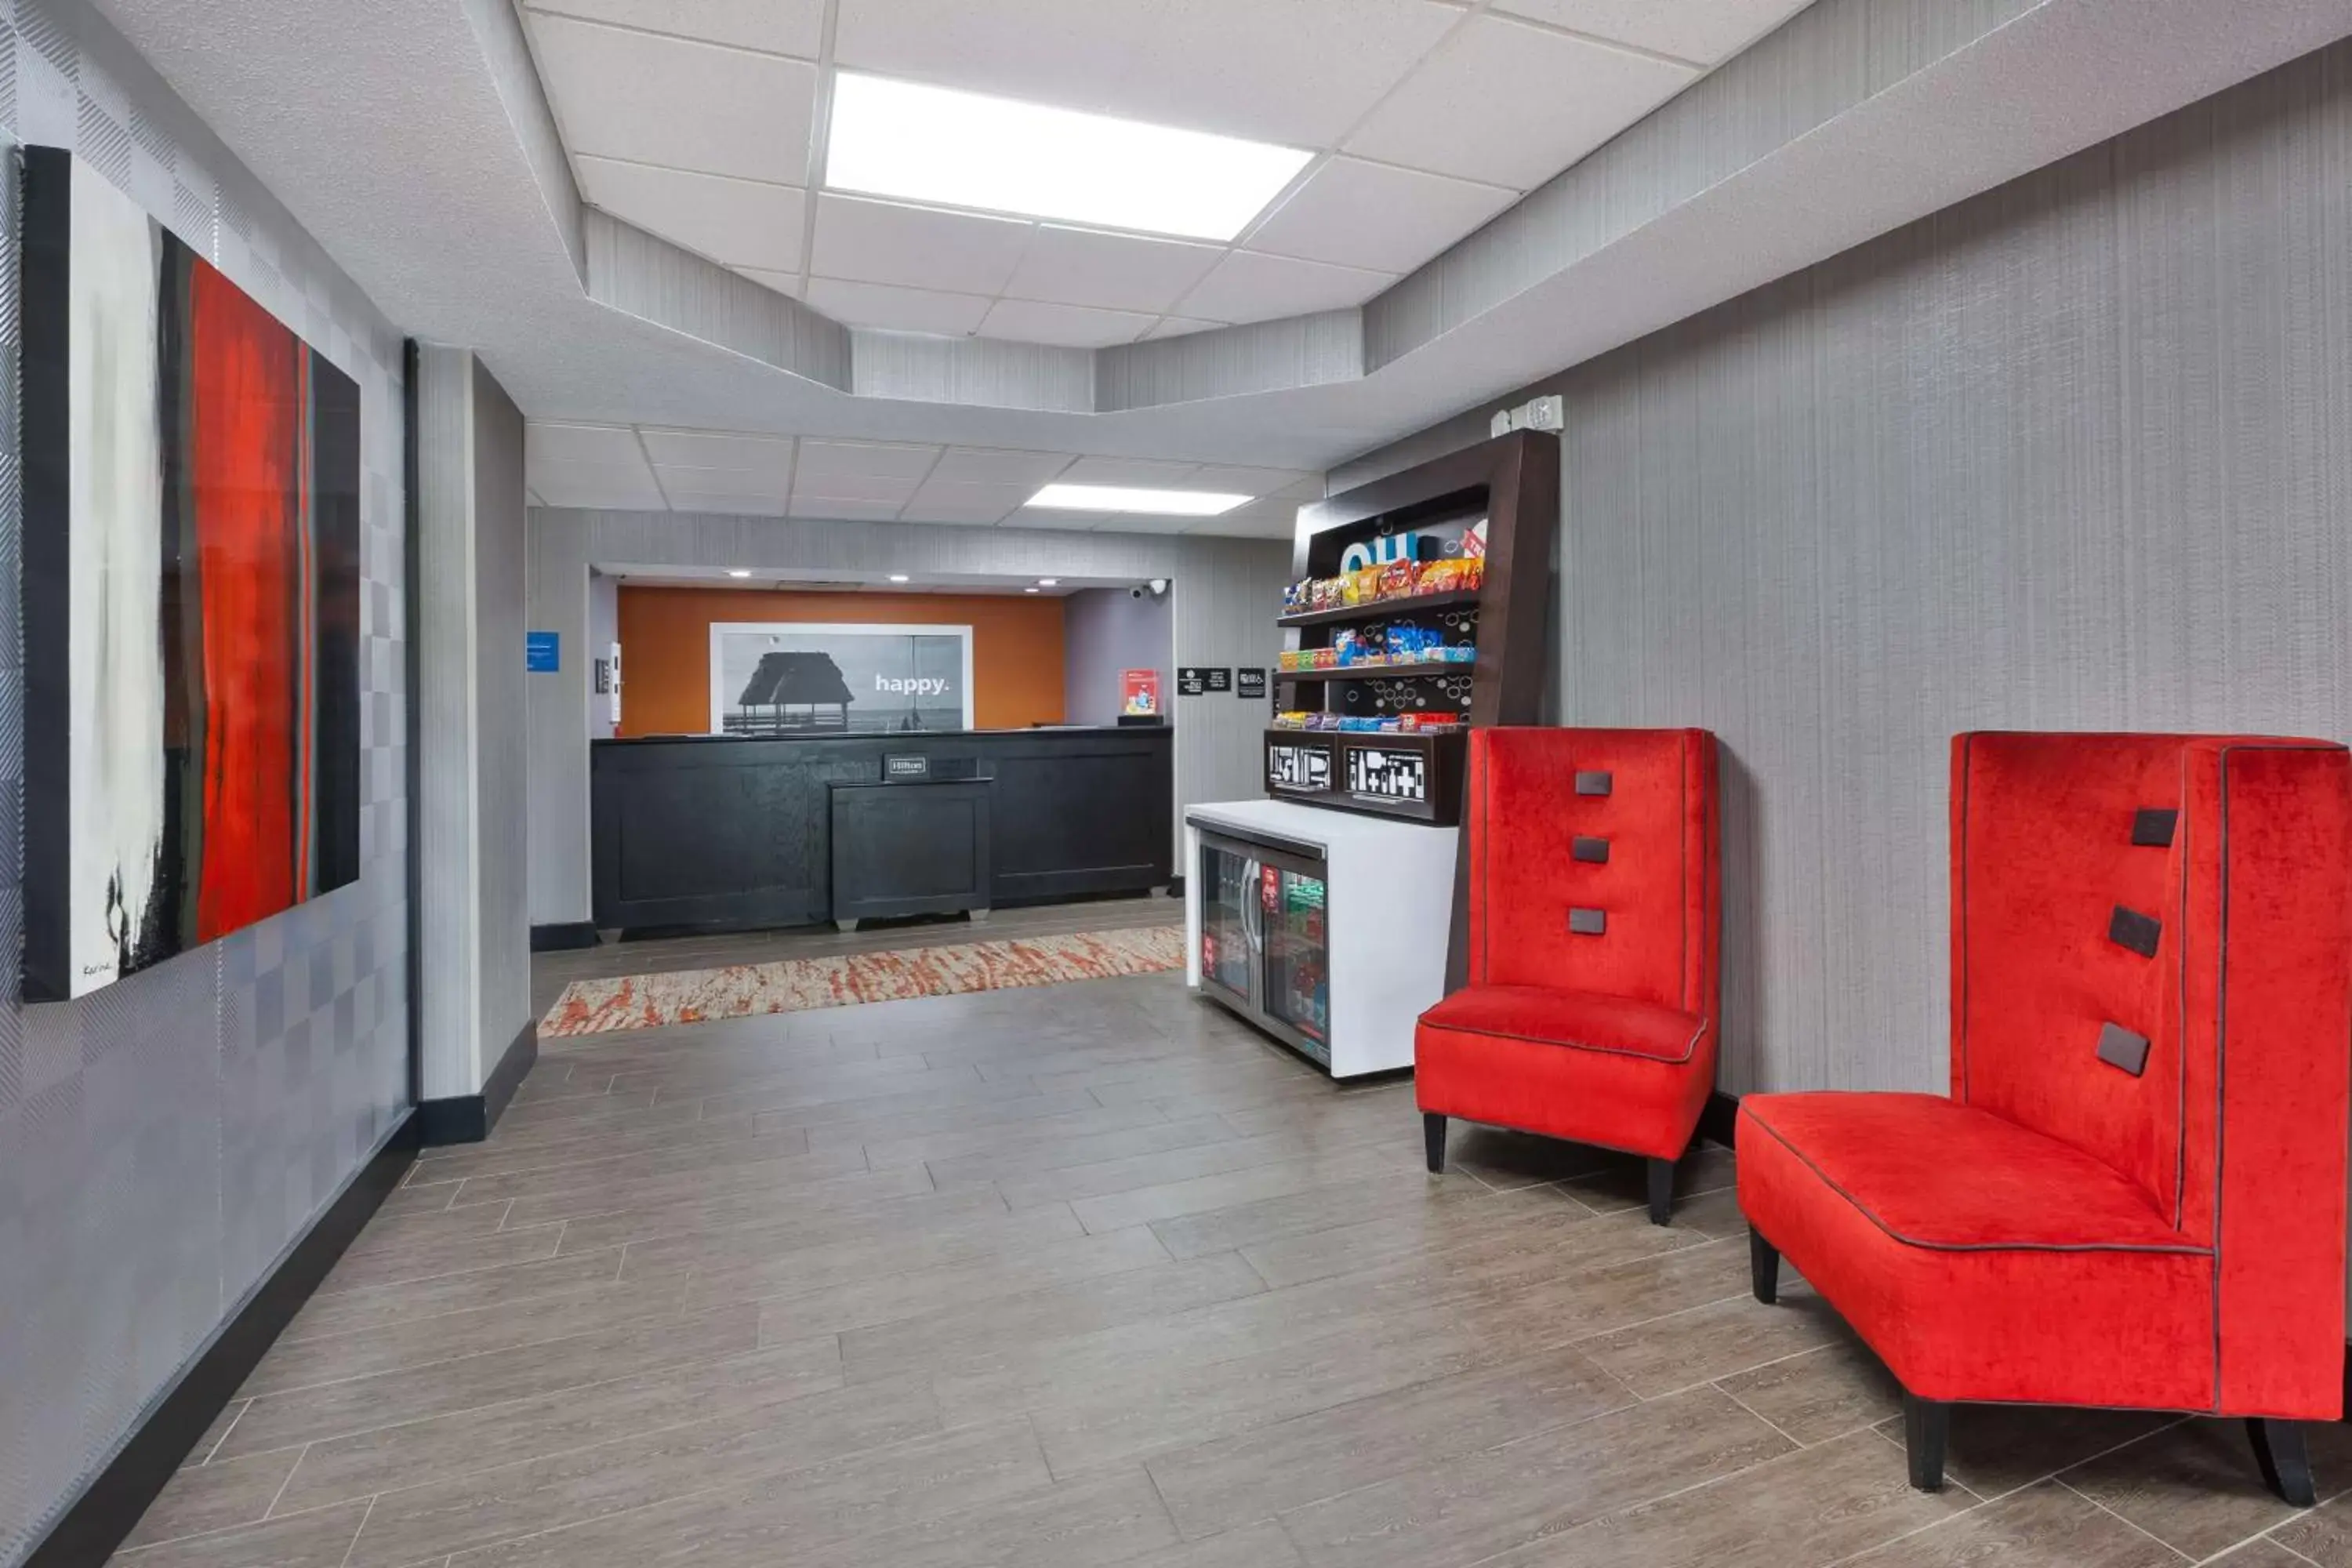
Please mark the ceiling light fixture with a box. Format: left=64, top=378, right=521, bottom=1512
left=1024, top=586, right=1041, bottom=593
left=887, top=573, right=909, bottom=583
left=726, top=569, right=753, bottom=578
left=826, top=72, right=1312, bottom=242
left=1027, top=484, right=1250, bottom=517
left=1036, top=578, right=1059, bottom=586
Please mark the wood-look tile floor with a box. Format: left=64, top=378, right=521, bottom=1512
left=118, top=920, right=2352, bottom=1566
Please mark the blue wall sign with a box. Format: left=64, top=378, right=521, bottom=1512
left=525, top=630, right=560, bottom=673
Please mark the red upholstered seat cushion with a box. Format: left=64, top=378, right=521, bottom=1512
left=1740, top=1092, right=2187, bottom=1250
left=1739, top=1090, right=2217, bottom=1408
left=1417, top=985, right=1704, bottom=1064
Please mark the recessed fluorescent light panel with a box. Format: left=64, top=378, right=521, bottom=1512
left=826, top=73, right=1312, bottom=241
left=1028, top=484, right=1250, bottom=517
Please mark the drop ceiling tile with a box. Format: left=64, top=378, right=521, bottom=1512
left=1345, top=14, right=1697, bottom=189
left=833, top=0, right=1460, bottom=147
left=1176, top=249, right=1394, bottom=325
left=1245, top=157, right=1515, bottom=274
left=530, top=461, right=667, bottom=510
left=527, top=0, right=827, bottom=58
left=1087, top=512, right=1203, bottom=535
left=1000, top=227, right=1225, bottom=314
left=805, top=278, right=991, bottom=336
left=1491, top=0, right=1815, bottom=64
left=1001, top=508, right=1108, bottom=532
left=978, top=298, right=1157, bottom=349
left=927, top=448, right=1075, bottom=487
left=528, top=14, right=816, bottom=184
left=526, top=421, right=648, bottom=467
left=1185, top=501, right=1302, bottom=539
left=1185, top=466, right=1319, bottom=499
left=898, top=481, right=1033, bottom=524
left=575, top=157, right=806, bottom=270
left=652, top=466, right=793, bottom=500
left=1142, top=316, right=1229, bottom=340
left=1055, top=456, right=1201, bottom=488
left=637, top=428, right=796, bottom=474
left=793, top=476, right=928, bottom=506
left=811, top=195, right=1033, bottom=296
left=786, top=496, right=908, bottom=522
left=794, top=438, right=943, bottom=487
left=662, top=490, right=794, bottom=517
left=733, top=266, right=804, bottom=297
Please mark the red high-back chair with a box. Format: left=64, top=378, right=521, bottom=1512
left=1740, top=733, right=2352, bottom=1502
left=1416, top=727, right=1721, bottom=1223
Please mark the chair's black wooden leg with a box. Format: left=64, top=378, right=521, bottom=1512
left=1646, top=1157, right=1674, bottom=1225
left=1423, top=1113, right=1446, bottom=1174
left=2248, top=1417, right=2316, bottom=1507
left=1904, top=1394, right=1949, bottom=1493
left=1750, top=1229, right=1779, bottom=1305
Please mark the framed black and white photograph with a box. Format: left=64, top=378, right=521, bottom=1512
left=708, top=622, right=975, bottom=735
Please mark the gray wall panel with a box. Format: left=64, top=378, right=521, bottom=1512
left=1336, top=38, right=2352, bottom=1102
left=0, top=2, right=410, bottom=1559
left=1063, top=588, right=1172, bottom=728
left=471, top=361, right=532, bottom=1062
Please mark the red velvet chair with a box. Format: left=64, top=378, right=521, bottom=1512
left=1740, top=733, right=2352, bottom=1503
left=1416, top=727, right=1721, bottom=1224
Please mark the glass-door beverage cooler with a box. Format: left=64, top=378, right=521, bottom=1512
left=1196, top=827, right=1331, bottom=1068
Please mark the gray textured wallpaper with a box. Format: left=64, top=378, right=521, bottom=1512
left=1338, top=38, right=2352, bottom=1102
left=0, top=3, right=412, bottom=1560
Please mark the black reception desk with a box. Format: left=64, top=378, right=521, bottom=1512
left=590, top=726, right=1174, bottom=935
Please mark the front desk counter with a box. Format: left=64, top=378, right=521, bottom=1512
left=591, top=726, right=1173, bottom=936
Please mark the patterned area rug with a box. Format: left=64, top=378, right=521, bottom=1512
left=540, top=924, right=1185, bottom=1038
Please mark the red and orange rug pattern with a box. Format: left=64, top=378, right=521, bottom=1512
left=539, top=924, right=1185, bottom=1038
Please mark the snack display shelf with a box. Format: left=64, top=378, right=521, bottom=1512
left=1274, top=589, right=1482, bottom=629
left=1275, top=659, right=1475, bottom=682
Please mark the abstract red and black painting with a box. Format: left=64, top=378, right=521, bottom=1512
left=22, top=146, right=361, bottom=1001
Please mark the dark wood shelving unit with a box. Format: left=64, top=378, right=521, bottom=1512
left=1273, top=590, right=1483, bottom=630
left=1263, top=428, right=1559, bottom=829
left=1275, top=659, right=1478, bottom=683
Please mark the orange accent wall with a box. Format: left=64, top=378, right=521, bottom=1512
left=615, top=587, right=1067, bottom=736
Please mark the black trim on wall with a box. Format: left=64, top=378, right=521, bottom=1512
left=416, top=1020, right=537, bottom=1146
left=401, top=338, right=425, bottom=1115
left=529, top=921, right=601, bottom=952
left=24, top=1112, right=420, bottom=1567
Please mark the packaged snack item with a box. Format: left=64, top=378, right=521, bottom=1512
left=1330, top=630, right=1361, bottom=666
left=1377, top=560, right=1419, bottom=601
left=1311, top=645, right=1338, bottom=669
left=1460, top=557, right=1486, bottom=592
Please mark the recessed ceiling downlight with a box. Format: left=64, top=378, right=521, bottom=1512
left=826, top=73, right=1312, bottom=241
left=1028, top=484, right=1250, bottom=517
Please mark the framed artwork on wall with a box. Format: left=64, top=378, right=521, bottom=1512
left=20, top=146, right=365, bottom=1002
left=708, top=622, right=975, bottom=735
